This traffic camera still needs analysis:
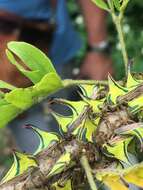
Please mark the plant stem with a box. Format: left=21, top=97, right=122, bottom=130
left=107, top=0, right=129, bottom=75
left=63, top=79, right=108, bottom=88
left=80, top=155, right=97, bottom=190
left=113, top=14, right=128, bottom=74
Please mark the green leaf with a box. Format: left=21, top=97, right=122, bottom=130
left=6, top=49, right=40, bottom=84
left=5, top=72, right=62, bottom=111
left=113, top=0, right=121, bottom=11
left=33, top=72, right=63, bottom=97
left=0, top=42, right=64, bottom=128
left=7, top=41, right=57, bottom=84
left=120, top=0, right=130, bottom=12
left=0, top=100, right=20, bottom=128
left=0, top=73, right=63, bottom=127
left=0, top=80, right=16, bottom=90
left=91, top=0, right=109, bottom=11
left=5, top=88, right=34, bottom=109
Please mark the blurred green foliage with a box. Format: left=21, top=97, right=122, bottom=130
left=68, top=0, right=143, bottom=79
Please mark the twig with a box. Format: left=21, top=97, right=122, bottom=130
left=80, top=154, right=97, bottom=190
left=62, top=79, right=108, bottom=88
left=107, top=0, right=129, bottom=75
left=113, top=15, right=128, bottom=74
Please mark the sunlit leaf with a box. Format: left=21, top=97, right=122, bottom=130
left=91, top=0, right=109, bottom=11
left=0, top=80, right=16, bottom=90
left=120, top=0, right=130, bottom=12
left=1, top=73, right=63, bottom=127
left=33, top=72, right=63, bottom=97
left=5, top=88, right=34, bottom=109
left=5, top=73, right=62, bottom=110
left=113, top=0, right=121, bottom=11
left=6, top=49, right=42, bottom=84
left=0, top=41, right=65, bottom=128
left=0, top=100, right=21, bottom=128
left=7, top=41, right=56, bottom=84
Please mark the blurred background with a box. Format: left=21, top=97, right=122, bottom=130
left=67, top=0, right=143, bottom=79
left=0, top=0, right=143, bottom=178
